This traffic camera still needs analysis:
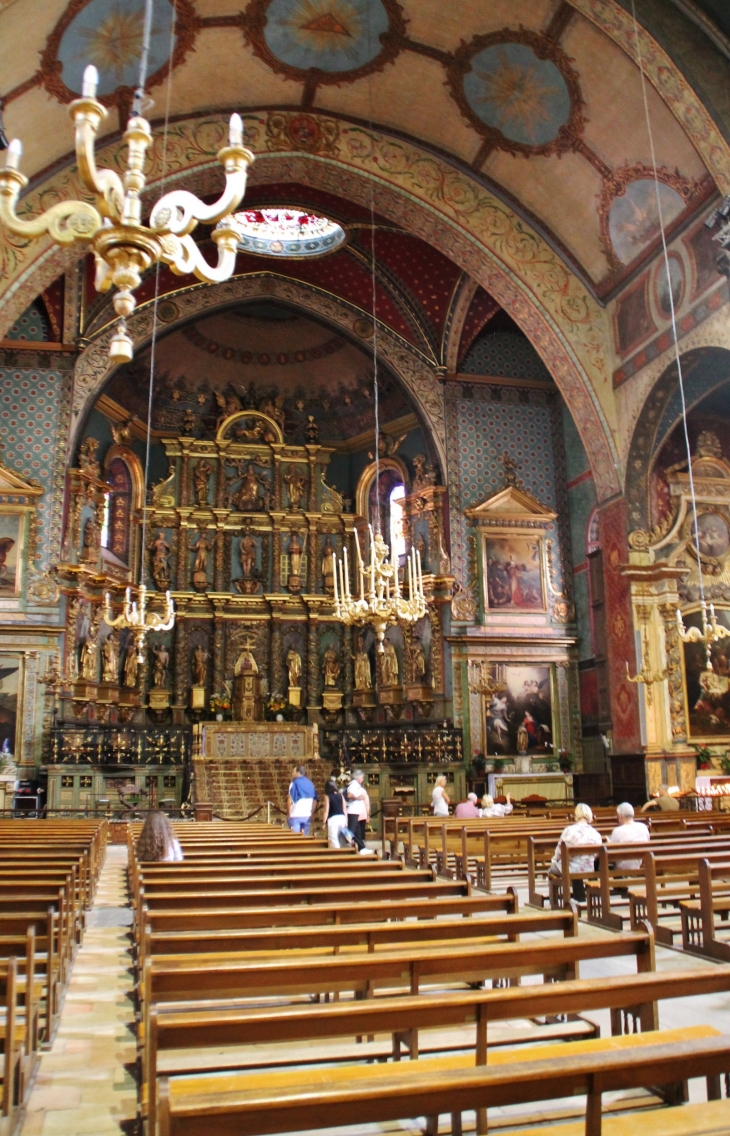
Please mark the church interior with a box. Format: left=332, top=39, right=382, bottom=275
left=3, top=0, right=730, bottom=1133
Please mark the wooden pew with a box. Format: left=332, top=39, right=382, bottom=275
left=629, top=850, right=730, bottom=946
left=680, top=858, right=730, bottom=959
left=138, top=878, right=473, bottom=913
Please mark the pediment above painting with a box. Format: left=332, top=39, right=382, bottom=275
left=464, top=484, right=556, bottom=529
left=0, top=459, right=43, bottom=502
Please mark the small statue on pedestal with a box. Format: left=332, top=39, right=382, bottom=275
left=193, top=460, right=213, bottom=506
left=150, top=532, right=171, bottom=591
left=191, top=530, right=212, bottom=592
left=284, top=464, right=307, bottom=511
left=381, top=640, right=399, bottom=687
left=321, top=537, right=335, bottom=595
left=80, top=620, right=99, bottom=681
left=287, top=531, right=305, bottom=594
left=322, top=645, right=341, bottom=688
left=286, top=648, right=302, bottom=690
left=353, top=634, right=372, bottom=691
left=123, top=643, right=138, bottom=688
left=101, top=631, right=119, bottom=684
left=192, top=644, right=209, bottom=687
left=152, top=642, right=170, bottom=689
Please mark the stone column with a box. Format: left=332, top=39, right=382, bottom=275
left=213, top=609, right=226, bottom=695
left=307, top=616, right=319, bottom=709
left=596, top=498, right=641, bottom=753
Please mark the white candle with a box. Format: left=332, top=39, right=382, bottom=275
left=229, top=112, right=243, bottom=146
left=82, top=65, right=99, bottom=98
left=333, top=553, right=339, bottom=608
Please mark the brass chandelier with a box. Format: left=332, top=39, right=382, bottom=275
left=103, top=585, right=175, bottom=665
left=0, top=63, right=253, bottom=364
left=333, top=524, right=426, bottom=651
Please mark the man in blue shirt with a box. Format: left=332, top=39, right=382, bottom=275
left=287, top=765, right=319, bottom=835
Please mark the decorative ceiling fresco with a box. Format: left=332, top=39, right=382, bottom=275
left=0, top=0, right=723, bottom=292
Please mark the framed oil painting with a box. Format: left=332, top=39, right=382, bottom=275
left=484, top=535, right=545, bottom=612
left=485, top=664, right=553, bottom=755
left=683, top=608, right=730, bottom=740
left=0, top=513, right=22, bottom=596
left=0, top=654, right=22, bottom=760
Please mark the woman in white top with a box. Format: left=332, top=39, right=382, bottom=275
left=548, top=803, right=602, bottom=901
left=479, top=793, right=513, bottom=818
left=136, top=810, right=184, bottom=862
left=432, top=774, right=451, bottom=817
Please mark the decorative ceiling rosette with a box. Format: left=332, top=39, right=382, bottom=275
left=243, top=0, right=405, bottom=88
left=447, top=27, right=585, bottom=158
left=40, top=0, right=198, bottom=114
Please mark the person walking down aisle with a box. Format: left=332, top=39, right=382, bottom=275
left=432, top=774, right=451, bottom=816
left=608, top=802, right=650, bottom=870
left=137, top=811, right=184, bottom=861
left=346, top=770, right=374, bottom=854
left=322, top=778, right=348, bottom=848
left=287, top=765, right=319, bottom=834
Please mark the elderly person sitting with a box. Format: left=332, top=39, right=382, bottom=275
left=608, top=802, right=649, bottom=871
left=548, top=803, right=603, bottom=901
left=454, top=792, right=480, bottom=819
left=479, top=792, right=512, bottom=818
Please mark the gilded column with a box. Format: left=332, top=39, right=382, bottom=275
left=307, top=616, right=319, bottom=708
left=173, top=614, right=187, bottom=708
left=213, top=610, right=226, bottom=694
left=270, top=618, right=284, bottom=696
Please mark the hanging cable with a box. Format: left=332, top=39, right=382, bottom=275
left=138, top=0, right=177, bottom=588
left=630, top=0, right=706, bottom=606
left=366, top=3, right=381, bottom=536
left=133, top=0, right=156, bottom=117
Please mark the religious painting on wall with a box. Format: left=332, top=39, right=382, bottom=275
left=0, top=513, right=22, bottom=595
left=485, top=664, right=553, bottom=755
left=484, top=535, right=544, bottom=612
left=0, top=655, right=22, bottom=760
left=682, top=608, right=730, bottom=740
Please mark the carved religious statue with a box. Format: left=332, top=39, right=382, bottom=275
left=287, top=531, right=305, bottom=594
left=123, top=642, right=138, bottom=688
left=286, top=648, right=302, bottom=690
left=238, top=463, right=266, bottom=511
left=78, top=437, right=101, bottom=478
left=284, top=464, right=307, bottom=511
left=80, top=617, right=100, bottom=681
left=150, top=532, right=171, bottom=591
left=152, top=642, right=170, bottom=689
left=322, top=645, right=341, bottom=689
left=191, top=530, right=212, bottom=592
left=321, top=537, right=335, bottom=595
left=101, top=631, right=119, bottom=684
left=409, top=634, right=427, bottom=684
left=381, top=640, right=399, bottom=687
left=234, top=646, right=259, bottom=675
left=192, top=644, right=208, bottom=687
left=193, top=460, right=213, bottom=506
left=353, top=634, right=372, bottom=691
left=81, top=515, right=99, bottom=564
left=235, top=533, right=258, bottom=594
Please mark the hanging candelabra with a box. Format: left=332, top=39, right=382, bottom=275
left=676, top=600, right=730, bottom=655
left=333, top=524, right=426, bottom=651
left=467, top=660, right=508, bottom=698
left=0, top=64, right=253, bottom=363
left=626, top=603, right=667, bottom=705
left=103, top=585, right=175, bottom=664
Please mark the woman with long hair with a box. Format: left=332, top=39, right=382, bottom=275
left=136, top=810, right=183, bottom=862
left=431, top=774, right=450, bottom=817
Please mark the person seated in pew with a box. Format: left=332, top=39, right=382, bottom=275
left=479, top=793, right=513, bottom=817
left=608, top=802, right=650, bottom=870
left=322, top=778, right=349, bottom=848
left=287, top=765, right=319, bottom=835
left=548, top=803, right=602, bottom=901
left=137, top=811, right=184, bottom=862
left=454, top=792, right=480, bottom=819
left=641, top=783, right=680, bottom=812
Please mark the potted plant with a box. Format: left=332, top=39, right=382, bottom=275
left=265, top=695, right=289, bottom=722
left=492, top=758, right=505, bottom=774
left=209, top=692, right=231, bottom=721
left=558, top=750, right=573, bottom=773
left=692, top=744, right=714, bottom=771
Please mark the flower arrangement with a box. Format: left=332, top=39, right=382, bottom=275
left=265, top=695, right=289, bottom=721
left=209, top=692, right=231, bottom=719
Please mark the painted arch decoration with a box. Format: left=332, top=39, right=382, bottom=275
left=0, top=109, right=620, bottom=499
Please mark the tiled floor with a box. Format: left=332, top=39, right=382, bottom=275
left=20, top=844, right=137, bottom=1136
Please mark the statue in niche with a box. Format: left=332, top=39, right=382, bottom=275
left=151, top=642, right=170, bottom=689
left=191, top=530, right=212, bottom=592
left=123, top=642, right=138, bottom=688
left=237, top=463, right=267, bottom=511
left=286, top=648, right=302, bottom=690
left=192, top=644, right=209, bottom=687
left=81, top=516, right=99, bottom=564
left=322, top=645, right=341, bottom=689
left=408, top=634, right=427, bottom=684
left=234, top=646, right=258, bottom=675
left=381, top=640, right=399, bottom=687
left=287, top=531, right=305, bottom=593
left=321, top=537, right=335, bottom=595
left=353, top=634, right=372, bottom=691
left=79, top=617, right=100, bottom=681
left=193, top=461, right=213, bottom=506
left=284, top=464, right=307, bottom=511
left=235, top=533, right=259, bottom=595
left=415, top=532, right=428, bottom=571
left=306, top=416, right=319, bottom=443
left=78, top=437, right=101, bottom=479
left=150, top=532, right=171, bottom=591
left=101, top=631, right=119, bottom=684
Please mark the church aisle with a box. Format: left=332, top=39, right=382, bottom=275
left=20, top=844, right=137, bottom=1136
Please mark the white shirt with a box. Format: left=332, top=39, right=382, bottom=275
left=480, top=802, right=513, bottom=818
left=432, top=785, right=449, bottom=816
left=550, top=821, right=602, bottom=874
left=346, top=780, right=369, bottom=820
left=162, top=837, right=184, bottom=862
left=608, top=820, right=650, bottom=870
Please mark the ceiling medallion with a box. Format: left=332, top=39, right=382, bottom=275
left=244, top=0, right=405, bottom=85
left=40, top=0, right=198, bottom=112
left=233, top=207, right=346, bottom=257
left=448, top=28, right=584, bottom=157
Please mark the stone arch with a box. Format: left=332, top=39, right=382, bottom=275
left=0, top=111, right=621, bottom=499
left=625, top=345, right=730, bottom=532
left=70, top=272, right=449, bottom=476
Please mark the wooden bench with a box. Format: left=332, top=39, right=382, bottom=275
left=680, top=859, right=730, bottom=959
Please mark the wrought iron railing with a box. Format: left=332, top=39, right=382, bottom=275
left=49, top=724, right=191, bottom=766
left=323, top=722, right=463, bottom=766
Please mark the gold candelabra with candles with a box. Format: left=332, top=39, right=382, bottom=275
left=626, top=603, right=667, bottom=705
left=103, top=585, right=175, bottom=662
left=333, top=524, right=427, bottom=651
left=467, top=660, right=508, bottom=698
left=676, top=600, right=730, bottom=667
left=0, top=64, right=254, bottom=363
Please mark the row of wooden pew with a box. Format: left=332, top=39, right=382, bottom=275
left=0, top=819, right=107, bottom=1132
left=131, top=819, right=730, bottom=1136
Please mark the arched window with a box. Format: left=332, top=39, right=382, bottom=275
left=104, top=458, right=132, bottom=563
